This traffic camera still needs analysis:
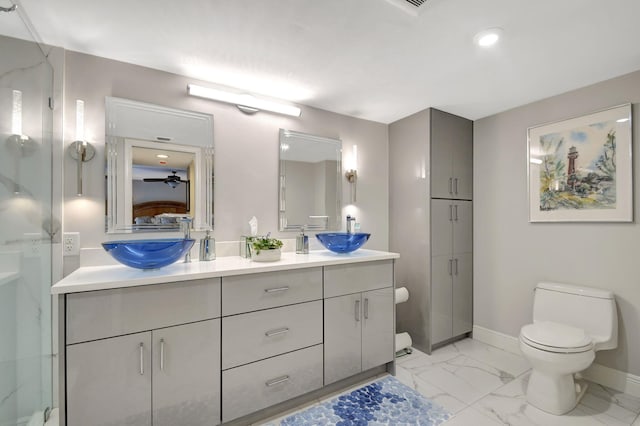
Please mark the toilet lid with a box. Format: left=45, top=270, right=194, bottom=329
left=521, top=321, right=593, bottom=353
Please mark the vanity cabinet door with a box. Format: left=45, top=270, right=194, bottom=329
left=324, top=293, right=362, bottom=385
left=153, top=319, right=221, bottom=426
left=431, top=255, right=454, bottom=345
left=452, top=253, right=473, bottom=337
left=66, top=332, right=152, bottom=426
left=361, top=287, right=394, bottom=371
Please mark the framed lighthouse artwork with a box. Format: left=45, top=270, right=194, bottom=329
left=528, top=103, right=632, bottom=222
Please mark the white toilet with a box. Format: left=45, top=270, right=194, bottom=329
left=519, top=282, right=617, bottom=415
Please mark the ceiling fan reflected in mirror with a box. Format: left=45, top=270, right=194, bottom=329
left=143, top=171, right=189, bottom=188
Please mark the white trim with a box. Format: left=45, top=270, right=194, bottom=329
left=472, top=325, right=521, bottom=355
left=472, top=325, right=640, bottom=398
left=583, top=363, right=640, bottom=399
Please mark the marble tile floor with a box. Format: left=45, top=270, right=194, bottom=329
left=259, top=338, right=640, bottom=425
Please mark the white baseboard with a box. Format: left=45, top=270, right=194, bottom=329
left=472, top=325, right=521, bottom=355
left=472, top=325, right=640, bottom=398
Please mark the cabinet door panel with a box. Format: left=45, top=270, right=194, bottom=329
left=431, top=255, right=453, bottom=345
left=430, top=109, right=454, bottom=199
left=153, top=319, right=221, bottom=426
left=452, top=201, right=473, bottom=254
left=431, top=199, right=453, bottom=256
left=453, top=253, right=473, bottom=336
left=66, top=332, right=151, bottom=426
left=362, top=287, right=394, bottom=371
left=451, top=117, right=473, bottom=200
left=324, top=293, right=362, bottom=385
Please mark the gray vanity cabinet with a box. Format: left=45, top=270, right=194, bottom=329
left=323, top=261, right=394, bottom=385
left=64, top=278, right=222, bottom=426
left=66, top=332, right=152, bottom=426
left=430, top=108, right=473, bottom=200
left=152, top=319, right=221, bottom=426
left=324, top=288, right=394, bottom=385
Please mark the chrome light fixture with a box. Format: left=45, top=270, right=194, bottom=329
left=68, top=100, right=95, bottom=196
left=345, top=145, right=358, bottom=203
left=187, top=84, right=302, bottom=117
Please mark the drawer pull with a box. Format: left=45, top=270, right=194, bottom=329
left=265, top=327, right=290, bottom=337
left=264, top=286, right=290, bottom=293
left=139, top=342, right=144, bottom=375
left=160, top=338, right=165, bottom=371
left=265, top=375, right=290, bottom=387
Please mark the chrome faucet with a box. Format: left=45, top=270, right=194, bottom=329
left=346, top=215, right=356, bottom=234
left=180, top=217, right=192, bottom=263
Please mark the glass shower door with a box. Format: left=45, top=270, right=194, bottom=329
left=0, top=9, right=54, bottom=426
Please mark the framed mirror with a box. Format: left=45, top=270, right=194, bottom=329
left=279, top=129, right=341, bottom=231
left=105, top=97, right=214, bottom=233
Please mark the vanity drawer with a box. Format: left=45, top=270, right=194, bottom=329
left=66, top=278, right=221, bottom=344
left=324, top=260, right=394, bottom=298
left=222, top=267, right=322, bottom=315
left=222, top=344, right=323, bottom=422
left=222, top=300, right=322, bottom=369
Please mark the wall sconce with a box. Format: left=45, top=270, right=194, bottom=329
left=7, top=90, right=37, bottom=194
left=187, top=84, right=302, bottom=117
left=345, top=145, right=358, bottom=203
left=68, top=100, right=95, bottom=196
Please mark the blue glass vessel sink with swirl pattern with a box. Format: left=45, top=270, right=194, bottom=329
left=316, top=232, right=371, bottom=254
left=102, top=238, right=195, bottom=269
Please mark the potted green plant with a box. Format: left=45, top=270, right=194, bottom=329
left=249, top=234, right=284, bottom=262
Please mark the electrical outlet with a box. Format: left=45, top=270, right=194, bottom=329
left=23, top=233, right=42, bottom=258
left=63, top=232, right=80, bottom=256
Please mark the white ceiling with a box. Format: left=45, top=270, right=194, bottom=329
left=7, top=0, right=640, bottom=123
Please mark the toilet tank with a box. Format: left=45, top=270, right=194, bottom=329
left=533, top=282, right=618, bottom=351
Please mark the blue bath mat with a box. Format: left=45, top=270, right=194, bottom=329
left=280, top=375, right=450, bottom=425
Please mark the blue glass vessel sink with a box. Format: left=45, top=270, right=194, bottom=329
left=316, top=232, right=371, bottom=254
left=102, top=239, right=195, bottom=270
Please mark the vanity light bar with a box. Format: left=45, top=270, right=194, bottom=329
left=187, top=84, right=301, bottom=117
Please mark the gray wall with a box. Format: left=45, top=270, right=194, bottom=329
left=62, top=51, right=389, bottom=267
left=474, top=69, right=640, bottom=375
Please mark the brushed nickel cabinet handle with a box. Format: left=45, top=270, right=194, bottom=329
left=454, top=258, right=459, bottom=276
left=364, top=298, right=369, bottom=320
left=265, top=327, right=290, bottom=337
left=264, top=286, right=289, bottom=293
left=454, top=204, right=458, bottom=221
left=448, top=177, right=453, bottom=194
left=265, top=375, right=290, bottom=387
left=454, top=178, right=459, bottom=194
left=160, top=338, right=165, bottom=372
left=139, top=343, right=144, bottom=375
left=355, top=299, right=361, bottom=322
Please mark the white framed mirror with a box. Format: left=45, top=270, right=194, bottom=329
left=279, top=129, right=341, bottom=231
left=105, top=97, right=214, bottom=233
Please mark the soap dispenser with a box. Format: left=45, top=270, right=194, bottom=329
left=296, top=227, right=309, bottom=254
left=199, top=230, right=215, bottom=261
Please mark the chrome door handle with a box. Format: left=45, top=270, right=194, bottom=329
left=364, top=298, right=369, bottom=320
left=160, top=338, right=165, bottom=372
left=454, top=178, right=459, bottom=194
left=355, top=299, right=361, bottom=322
left=264, top=286, right=289, bottom=293
left=265, top=327, right=290, bottom=337
left=448, top=177, right=453, bottom=194
left=139, top=343, right=144, bottom=375
left=265, top=375, right=290, bottom=387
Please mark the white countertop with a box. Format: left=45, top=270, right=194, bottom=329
left=52, top=249, right=399, bottom=295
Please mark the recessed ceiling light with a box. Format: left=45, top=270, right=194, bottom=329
left=474, top=28, right=503, bottom=47
left=156, top=154, right=169, bottom=159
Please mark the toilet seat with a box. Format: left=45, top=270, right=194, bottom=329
left=521, top=321, right=593, bottom=353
